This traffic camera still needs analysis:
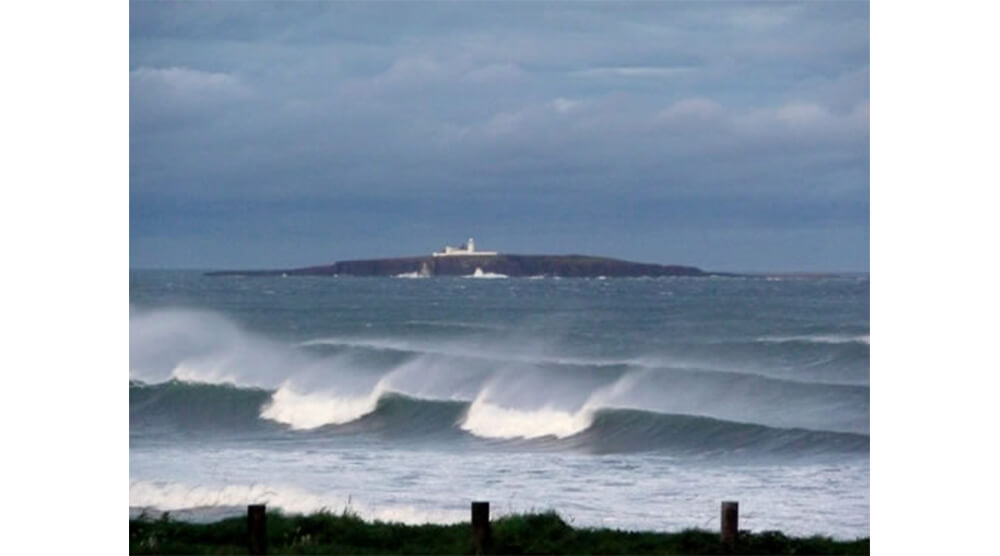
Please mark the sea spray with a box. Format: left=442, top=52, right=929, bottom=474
left=131, top=306, right=304, bottom=388
left=131, top=307, right=867, bottom=434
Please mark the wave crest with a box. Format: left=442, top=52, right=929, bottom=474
left=460, top=396, right=595, bottom=439
left=459, top=374, right=638, bottom=440
left=261, top=380, right=390, bottom=430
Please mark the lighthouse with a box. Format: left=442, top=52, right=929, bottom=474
left=432, top=237, right=498, bottom=257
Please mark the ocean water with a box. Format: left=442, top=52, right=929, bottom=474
left=129, top=270, right=869, bottom=538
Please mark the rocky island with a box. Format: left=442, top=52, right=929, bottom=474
left=205, top=238, right=722, bottom=278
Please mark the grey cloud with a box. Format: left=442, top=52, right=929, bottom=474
left=130, top=66, right=249, bottom=130
left=130, top=1, right=868, bottom=271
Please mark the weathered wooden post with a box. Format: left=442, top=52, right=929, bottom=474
left=248, top=504, right=267, bottom=555
left=721, top=501, right=738, bottom=545
left=471, top=501, right=491, bottom=553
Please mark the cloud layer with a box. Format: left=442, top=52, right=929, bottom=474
left=130, top=2, right=868, bottom=271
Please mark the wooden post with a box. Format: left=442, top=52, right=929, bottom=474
left=721, top=501, right=738, bottom=545
left=471, top=501, right=491, bottom=553
left=248, top=504, right=267, bottom=555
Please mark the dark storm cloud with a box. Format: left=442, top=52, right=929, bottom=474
left=130, top=1, right=868, bottom=271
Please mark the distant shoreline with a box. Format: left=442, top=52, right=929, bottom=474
left=204, top=253, right=741, bottom=278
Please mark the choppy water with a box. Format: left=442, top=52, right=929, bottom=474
left=129, top=270, right=869, bottom=538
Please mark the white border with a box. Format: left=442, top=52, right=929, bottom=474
left=3, top=1, right=123, bottom=552
left=873, top=0, right=999, bottom=552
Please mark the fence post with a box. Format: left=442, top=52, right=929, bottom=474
left=248, top=504, right=267, bottom=555
left=471, top=501, right=491, bottom=553
left=721, top=501, right=738, bottom=545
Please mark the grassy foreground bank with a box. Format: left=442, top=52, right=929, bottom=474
left=130, top=510, right=869, bottom=555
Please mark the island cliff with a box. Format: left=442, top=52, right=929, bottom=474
left=206, top=254, right=716, bottom=278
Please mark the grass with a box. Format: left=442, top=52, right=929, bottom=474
left=129, top=509, right=869, bottom=555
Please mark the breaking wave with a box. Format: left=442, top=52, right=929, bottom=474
left=130, top=381, right=868, bottom=457
left=131, top=307, right=869, bottom=453
left=460, top=397, right=594, bottom=439
left=260, top=379, right=391, bottom=430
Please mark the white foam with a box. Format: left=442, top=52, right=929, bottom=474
left=460, top=395, right=595, bottom=439
left=129, top=458, right=869, bottom=537
left=459, top=374, right=640, bottom=440
left=171, top=359, right=242, bottom=386
left=260, top=379, right=390, bottom=430
left=464, top=268, right=508, bottom=279
left=129, top=480, right=465, bottom=525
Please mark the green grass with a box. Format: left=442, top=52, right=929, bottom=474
left=129, top=510, right=869, bottom=555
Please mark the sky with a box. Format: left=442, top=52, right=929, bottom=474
left=130, top=1, right=869, bottom=272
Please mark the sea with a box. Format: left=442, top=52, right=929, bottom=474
left=129, top=270, right=869, bottom=539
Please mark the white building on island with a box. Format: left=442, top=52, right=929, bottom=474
left=432, top=238, right=498, bottom=257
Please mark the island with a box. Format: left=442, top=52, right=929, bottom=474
left=205, top=238, right=727, bottom=278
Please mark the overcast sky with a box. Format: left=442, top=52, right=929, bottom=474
left=130, top=1, right=868, bottom=272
